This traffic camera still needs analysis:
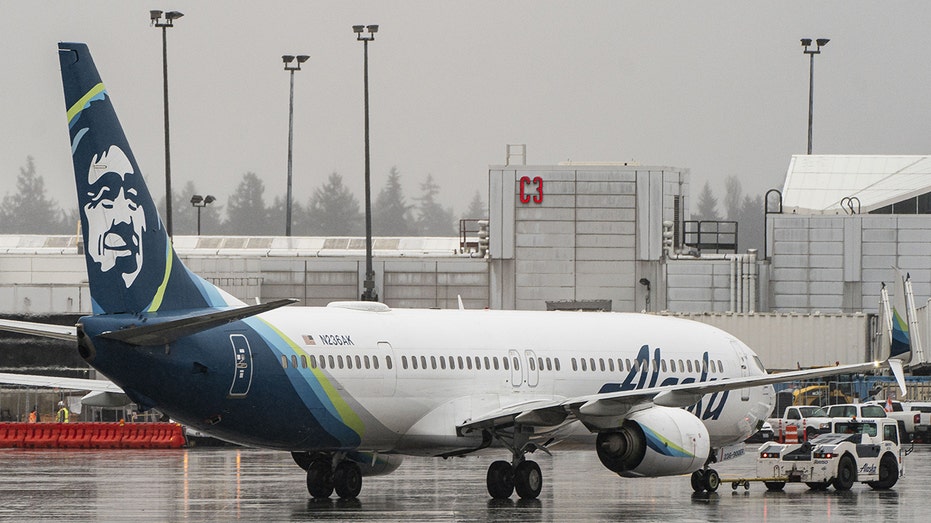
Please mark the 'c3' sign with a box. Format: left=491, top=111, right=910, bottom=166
left=519, top=176, right=543, bottom=204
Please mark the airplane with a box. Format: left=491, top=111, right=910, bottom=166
left=0, top=42, right=910, bottom=501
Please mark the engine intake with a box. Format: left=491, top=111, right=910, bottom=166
left=595, top=406, right=710, bottom=477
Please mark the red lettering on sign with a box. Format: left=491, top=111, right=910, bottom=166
left=518, top=176, right=543, bottom=204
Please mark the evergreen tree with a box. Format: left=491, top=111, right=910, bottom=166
left=723, top=175, right=743, bottom=221
left=463, top=190, right=487, bottom=219
left=373, top=167, right=414, bottom=236
left=222, top=172, right=271, bottom=235
left=303, top=172, right=363, bottom=235
left=694, top=181, right=721, bottom=221
left=414, top=174, right=455, bottom=236
left=0, top=156, right=69, bottom=233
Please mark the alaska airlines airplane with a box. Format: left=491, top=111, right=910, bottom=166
left=0, top=43, right=909, bottom=501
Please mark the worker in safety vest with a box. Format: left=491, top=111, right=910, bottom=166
left=56, top=401, right=70, bottom=423
left=27, top=408, right=38, bottom=423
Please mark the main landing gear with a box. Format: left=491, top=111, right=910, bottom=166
left=484, top=428, right=548, bottom=500
left=293, top=452, right=362, bottom=499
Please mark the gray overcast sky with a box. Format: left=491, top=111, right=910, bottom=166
left=3, top=1, right=931, bottom=222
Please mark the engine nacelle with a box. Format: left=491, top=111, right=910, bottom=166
left=596, top=406, right=710, bottom=478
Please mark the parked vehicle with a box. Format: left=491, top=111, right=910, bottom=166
left=767, top=405, right=833, bottom=441
left=756, top=417, right=904, bottom=491
left=864, top=400, right=931, bottom=443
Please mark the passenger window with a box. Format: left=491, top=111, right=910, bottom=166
left=529, top=358, right=536, bottom=371
left=421, top=356, right=427, bottom=369
left=281, top=355, right=288, bottom=368
left=661, top=359, right=667, bottom=372
left=337, top=355, right=344, bottom=369
left=291, top=355, right=298, bottom=368
left=385, top=355, right=392, bottom=370
left=709, top=360, right=716, bottom=373
left=346, top=356, right=353, bottom=369
left=300, top=355, right=307, bottom=368
left=431, top=356, right=437, bottom=369
left=571, top=358, right=578, bottom=371
left=554, top=358, right=561, bottom=371
left=373, top=356, right=379, bottom=370
left=599, top=359, right=605, bottom=372
left=309, top=355, right=317, bottom=369
left=458, top=356, right=464, bottom=369
left=502, top=357, right=509, bottom=371
left=608, top=359, right=615, bottom=372
left=671, top=360, right=677, bottom=372
left=439, top=357, right=446, bottom=370
left=687, top=360, right=693, bottom=373
left=513, top=357, right=520, bottom=370
left=466, top=357, right=473, bottom=370
left=493, top=357, right=499, bottom=370
left=538, top=357, right=544, bottom=371
left=475, top=357, right=482, bottom=370
left=401, top=356, right=409, bottom=370
left=412, top=356, right=419, bottom=370
left=355, top=355, right=362, bottom=369
left=485, top=356, right=491, bottom=369
left=546, top=358, right=552, bottom=371
left=581, top=359, right=587, bottom=372
left=364, top=355, right=370, bottom=369
left=626, top=358, right=632, bottom=371
left=718, top=360, right=724, bottom=372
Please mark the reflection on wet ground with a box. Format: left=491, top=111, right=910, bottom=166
left=0, top=444, right=925, bottom=521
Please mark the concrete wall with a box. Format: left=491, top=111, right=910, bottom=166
left=488, top=165, right=689, bottom=312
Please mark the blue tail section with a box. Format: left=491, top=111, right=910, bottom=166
left=59, top=43, right=229, bottom=314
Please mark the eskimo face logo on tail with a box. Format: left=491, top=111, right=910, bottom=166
left=84, top=145, right=147, bottom=287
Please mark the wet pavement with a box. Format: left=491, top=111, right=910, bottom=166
left=0, top=444, right=926, bottom=521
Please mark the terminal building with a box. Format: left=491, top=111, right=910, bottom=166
left=3, top=152, right=931, bottom=417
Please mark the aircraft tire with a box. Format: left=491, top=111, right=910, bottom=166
left=703, top=469, right=720, bottom=492
left=486, top=460, right=515, bottom=499
left=333, top=461, right=363, bottom=499
left=306, top=459, right=334, bottom=499
left=690, top=470, right=705, bottom=492
left=514, top=460, right=543, bottom=499
left=867, top=453, right=899, bottom=490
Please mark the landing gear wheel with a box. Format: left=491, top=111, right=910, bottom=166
left=806, top=481, right=829, bottom=491
left=306, top=459, right=334, bottom=499
left=690, top=470, right=706, bottom=492
left=868, top=454, right=899, bottom=490
left=764, top=481, right=786, bottom=491
left=333, top=461, right=363, bottom=499
left=703, top=469, right=720, bottom=492
left=832, top=454, right=856, bottom=491
left=514, top=460, right=543, bottom=499
left=487, top=460, right=515, bottom=499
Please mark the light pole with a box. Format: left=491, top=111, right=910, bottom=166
left=802, top=38, right=829, bottom=155
left=190, top=194, right=215, bottom=236
left=354, top=24, right=378, bottom=302
left=282, top=54, right=309, bottom=237
left=150, top=9, right=183, bottom=238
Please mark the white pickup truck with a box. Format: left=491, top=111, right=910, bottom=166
left=767, top=405, right=833, bottom=440
left=864, top=400, right=931, bottom=443
left=756, top=417, right=904, bottom=491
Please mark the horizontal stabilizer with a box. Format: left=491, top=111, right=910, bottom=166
left=99, top=299, right=297, bottom=346
left=0, top=319, right=77, bottom=342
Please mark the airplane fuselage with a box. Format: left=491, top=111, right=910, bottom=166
left=79, top=303, right=775, bottom=455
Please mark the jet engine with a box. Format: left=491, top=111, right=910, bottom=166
left=595, top=406, right=709, bottom=478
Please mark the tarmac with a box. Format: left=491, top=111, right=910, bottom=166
left=0, top=443, right=926, bottom=522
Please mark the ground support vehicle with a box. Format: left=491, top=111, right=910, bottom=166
left=751, top=418, right=904, bottom=491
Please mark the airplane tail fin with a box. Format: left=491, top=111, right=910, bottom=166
left=59, top=43, right=234, bottom=314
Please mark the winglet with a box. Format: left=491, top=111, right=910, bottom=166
left=889, top=358, right=907, bottom=397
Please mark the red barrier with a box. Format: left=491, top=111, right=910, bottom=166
left=0, top=423, right=186, bottom=449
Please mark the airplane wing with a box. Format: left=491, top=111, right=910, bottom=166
left=0, top=372, right=122, bottom=393
left=459, top=360, right=885, bottom=434
left=0, top=318, right=77, bottom=342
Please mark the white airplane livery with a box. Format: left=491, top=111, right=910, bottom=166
left=0, top=43, right=910, bottom=501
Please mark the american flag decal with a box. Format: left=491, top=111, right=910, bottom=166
left=302, top=335, right=316, bottom=345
